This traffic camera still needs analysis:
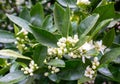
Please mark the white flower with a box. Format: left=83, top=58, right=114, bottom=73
left=48, top=48, right=53, bottom=55
left=67, top=36, right=73, bottom=43
left=73, top=34, right=79, bottom=43
left=57, top=48, right=63, bottom=56
left=76, top=0, right=91, bottom=5
left=44, top=72, right=49, bottom=76
left=59, top=37, right=66, bottom=43
left=94, top=40, right=106, bottom=54
left=84, top=66, right=95, bottom=79
left=80, top=41, right=94, bottom=51
left=16, top=0, right=24, bottom=5
left=30, top=73, right=33, bottom=76
left=57, top=42, right=66, bottom=48
left=48, top=66, right=51, bottom=69
left=63, top=48, right=67, bottom=53
left=28, top=69, right=33, bottom=73
left=24, top=71, right=28, bottom=74
left=52, top=66, right=56, bottom=71
left=54, top=68, right=60, bottom=73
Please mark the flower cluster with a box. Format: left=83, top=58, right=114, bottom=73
left=47, top=35, right=79, bottom=60
left=15, top=30, right=29, bottom=52
left=21, top=60, right=39, bottom=76
left=68, top=40, right=106, bottom=63
left=44, top=65, right=60, bottom=77
left=84, top=57, right=100, bottom=79
left=45, top=35, right=106, bottom=78
left=92, top=57, right=100, bottom=69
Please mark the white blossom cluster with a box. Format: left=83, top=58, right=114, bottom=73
left=84, top=57, right=100, bottom=79
left=47, top=35, right=79, bottom=59
left=15, top=31, right=29, bottom=51
left=92, top=57, right=100, bottom=69
left=68, top=40, right=106, bottom=63
left=21, top=60, right=39, bottom=76
left=44, top=65, right=60, bottom=77
left=76, top=0, right=91, bottom=5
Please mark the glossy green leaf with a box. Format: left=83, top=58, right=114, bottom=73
left=103, top=28, right=115, bottom=47
left=0, top=49, right=31, bottom=60
left=47, top=59, right=65, bottom=67
left=19, top=7, right=31, bottom=22
left=30, top=3, right=44, bottom=27
left=0, top=66, right=10, bottom=75
left=57, top=0, right=77, bottom=8
left=48, top=74, right=59, bottom=82
left=78, top=76, right=90, bottom=84
left=98, top=67, right=113, bottom=79
left=91, top=0, right=102, bottom=10
left=54, top=3, right=70, bottom=37
left=78, top=14, right=99, bottom=37
left=108, top=64, right=120, bottom=82
left=100, top=47, right=120, bottom=66
left=0, top=30, right=16, bottom=43
left=30, top=26, right=58, bottom=47
left=0, top=58, right=6, bottom=67
left=98, top=64, right=120, bottom=82
left=58, top=59, right=91, bottom=80
left=42, top=15, right=56, bottom=33
left=33, top=45, right=47, bottom=67
left=0, top=71, right=26, bottom=84
left=90, top=19, right=113, bottom=39
left=93, top=3, right=115, bottom=22
left=10, top=62, right=19, bottom=72
left=6, top=14, right=32, bottom=33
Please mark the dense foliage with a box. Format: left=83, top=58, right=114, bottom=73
left=0, top=0, right=120, bottom=84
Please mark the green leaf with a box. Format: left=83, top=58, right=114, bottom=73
left=90, top=19, right=113, bottom=39
left=30, top=3, right=44, bottom=27
left=19, top=7, right=31, bottom=22
left=0, top=71, right=26, bottom=84
left=0, top=30, right=16, bottom=43
left=98, top=64, right=120, bottom=82
left=0, top=49, right=31, bottom=60
left=108, top=64, right=120, bottom=82
left=0, top=58, right=6, bottom=67
left=30, top=26, right=58, bottom=47
left=57, top=0, right=77, bottom=8
left=48, top=74, right=59, bottom=82
left=33, top=45, right=47, bottom=67
left=78, top=76, right=90, bottom=84
left=0, top=66, right=10, bottom=75
left=42, top=15, right=56, bottom=33
left=103, top=28, right=115, bottom=47
left=93, top=3, right=115, bottom=22
left=58, top=59, right=91, bottom=80
left=98, top=67, right=113, bottom=79
left=91, top=0, right=102, bottom=10
left=100, top=47, right=120, bottom=66
left=78, top=14, right=99, bottom=37
left=14, top=24, right=20, bottom=35
left=6, top=14, right=32, bottom=33
left=54, top=3, right=70, bottom=37
left=47, top=59, right=65, bottom=67
left=10, top=62, right=19, bottom=72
